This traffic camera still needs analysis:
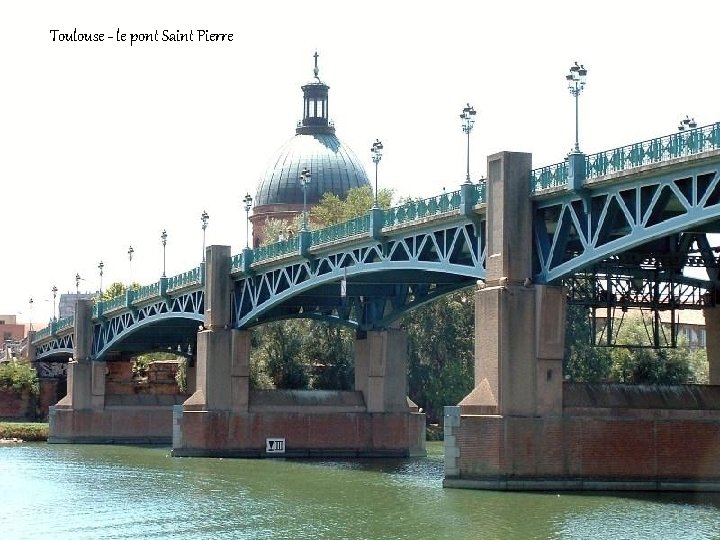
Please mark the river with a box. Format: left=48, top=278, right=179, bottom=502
left=1, top=442, right=719, bottom=539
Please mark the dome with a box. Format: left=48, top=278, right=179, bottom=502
left=254, top=133, right=370, bottom=207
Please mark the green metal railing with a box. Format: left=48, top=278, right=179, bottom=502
left=33, top=326, right=51, bottom=341
left=384, top=189, right=461, bottom=227
left=100, top=295, right=125, bottom=313
left=127, top=282, right=158, bottom=304
left=167, top=266, right=202, bottom=291
left=230, top=252, right=245, bottom=273
left=530, top=161, right=569, bottom=192
left=311, top=215, right=370, bottom=244
left=254, top=237, right=300, bottom=264
left=474, top=181, right=486, bottom=205
left=585, top=122, right=720, bottom=180
left=531, top=122, right=720, bottom=193
left=33, top=315, right=75, bottom=341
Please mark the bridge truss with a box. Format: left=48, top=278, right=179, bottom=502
left=233, top=219, right=486, bottom=330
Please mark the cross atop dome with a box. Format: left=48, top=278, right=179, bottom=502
left=313, top=51, right=320, bottom=81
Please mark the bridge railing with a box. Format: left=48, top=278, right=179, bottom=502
left=384, top=189, right=462, bottom=227
left=167, top=265, right=203, bottom=291
left=585, top=122, right=720, bottom=179
left=311, top=214, right=370, bottom=244
left=530, top=161, right=569, bottom=192
left=531, top=121, right=720, bottom=193
left=254, top=236, right=300, bottom=264
left=32, top=315, right=75, bottom=342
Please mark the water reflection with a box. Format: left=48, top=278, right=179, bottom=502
left=0, top=443, right=719, bottom=540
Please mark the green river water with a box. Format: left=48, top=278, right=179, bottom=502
left=1, top=442, right=719, bottom=539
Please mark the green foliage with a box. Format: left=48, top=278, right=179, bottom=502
left=101, top=282, right=127, bottom=301
left=175, top=358, right=187, bottom=393
left=405, top=288, right=475, bottom=423
left=564, top=308, right=708, bottom=385
left=250, top=320, right=355, bottom=390
left=306, top=324, right=354, bottom=390
left=311, top=185, right=393, bottom=225
left=133, top=352, right=177, bottom=378
left=564, top=304, right=613, bottom=382
left=261, top=216, right=303, bottom=246
left=0, top=422, right=48, bottom=441
left=0, top=361, right=39, bottom=396
left=252, top=321, right=309, bottom=389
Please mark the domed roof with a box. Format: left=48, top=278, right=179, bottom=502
left=255, top=133, right=370, bottom=207
left=254, top=52, right=371, bottom=208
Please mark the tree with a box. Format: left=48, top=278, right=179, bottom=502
left=101, top=282, right=127, bottom=301
left=564, top=307, right=708, bottom=385
left=564, top=303, right=613, bottom=382
left=405, top=288, right=475, bottom=423
left=311, top=185, right=393, bottom=224
left=252, top=320, right=309, bottom=389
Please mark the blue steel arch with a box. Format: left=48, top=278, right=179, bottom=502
left=35, top=332, right=74, bottom=362
left=233, top=221, right=486, bottom=330
left=93, top=290, right=204, bottom=359
left=533, top=159, right=720, bottom=283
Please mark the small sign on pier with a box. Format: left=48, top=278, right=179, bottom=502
left=266, top=438, right=286, bottom=454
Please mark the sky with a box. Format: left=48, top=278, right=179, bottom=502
left=2, top=0, right=720, bottom=325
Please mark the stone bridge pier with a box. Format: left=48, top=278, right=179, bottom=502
left=49, top=299, right=180, bottom=444
left=444, top=151, right=720, bottom=491
left=172, top=245, right=425, bottom=457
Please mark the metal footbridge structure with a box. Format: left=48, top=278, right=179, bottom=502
left=32, top=121, right=720, bottom=361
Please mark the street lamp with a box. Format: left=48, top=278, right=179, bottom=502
left=678, top=116, right=697, bottom=131
left=161, top=229, right=167, bottom=277
left=201, top=210, right=209, bottom=262
left=98, top=261, right=104, bottom=296
left=371, top=139, right=383, bottom=207
left=28, top=298, right=33, bottom=331
left=243, top=193, right=253, bottom=249
left=299, top=168, right=311, bottom=231
left=128, top=245, right=134, bottom=285
left=51, top=286, right=58, bottom=321
left=460, top=103, right=476, bottom=183
left=75, top=273, right=81, bottom=296
left=566, top=61, right=588, bottom=152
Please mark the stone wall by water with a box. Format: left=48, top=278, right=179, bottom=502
left=0, top=389, right=36, bottom=419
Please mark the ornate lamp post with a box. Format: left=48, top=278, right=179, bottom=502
left=161, top=229, right=168, bottom=277
left=460, top=104, right=476, bottom=183
left=51, top=286, right=58, bottom=321
left=678, top=116, right=697, bottom=131
left=299, top=168, right=311, bottom=231
left=566, top=62, right=588, bottom=152
left=201, top=210, right=209, bottom=262
left=128, top=245, right=134, bottom=285
left=371, top=139, right=383, bottom=207
left=243, top=193, right=253, bottom=249
left=98, top=261, right=104, bottom=296
left=28, top=298, right=33, bottom=331
left=75, top=273, right=81, bottom=296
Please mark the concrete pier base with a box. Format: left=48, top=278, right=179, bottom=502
left=444, top=384, right=720, bottom=491
left=49, top=397, right=184, bottom=444
left=173, top=390, right=426, bottom=458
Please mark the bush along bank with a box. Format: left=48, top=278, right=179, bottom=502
left=0, top=422, right=48, bottom=442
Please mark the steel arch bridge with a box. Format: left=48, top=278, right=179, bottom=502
left=31, top=122, right=720, bottom=361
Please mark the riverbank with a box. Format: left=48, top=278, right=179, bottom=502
left=0, top=421, right=48, bottom=442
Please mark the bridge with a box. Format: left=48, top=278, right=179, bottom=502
left=36, top=122, right=720, bottom=488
